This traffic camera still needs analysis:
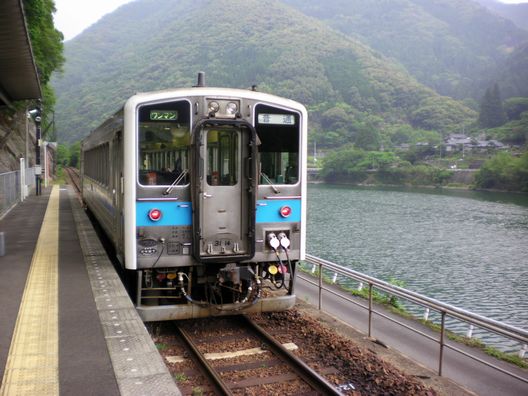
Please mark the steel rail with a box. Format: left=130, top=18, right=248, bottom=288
left=65, top=167, right=81, bottom=193
left=241, top=315, right=343, bottom=396
left=173, top=323, right=233, bottom=396
left=303, top=254, right=528, bottom=383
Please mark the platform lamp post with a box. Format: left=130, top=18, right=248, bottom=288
left=28, top=100, right=42, bottom=196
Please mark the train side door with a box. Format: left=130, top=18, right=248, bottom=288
left=113, top=131, right=124, bottom=256
left=192, top=122, right=257, bottom=262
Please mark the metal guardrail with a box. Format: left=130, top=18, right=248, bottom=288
left=301, top=254, right=528, bottom=383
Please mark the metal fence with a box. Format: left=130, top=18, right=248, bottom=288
left=0, top=167, right=35, bottom=219
left=0, top=171, right=20, bottom=218
left=301, top=254, right=528, bottom=383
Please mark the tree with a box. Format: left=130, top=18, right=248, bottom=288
left=354, top=122, right=381, bottom=151
left=504, top=97, right=528, bottom=121
left=478, top=83, right=506, bottom=128
left=475, top=152, right=528, bottom=191
left=56, top=144, right=70, bottom=167
left=69, top=142, right=81, bottom=168
left=23, top=0, right=64, bottom=123
left=23, top=0, right=64, bottom=85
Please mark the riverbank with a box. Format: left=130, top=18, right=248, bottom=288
left=313, top=149, right=528, bottom=193
left=309, top=171, right=528, bottom=195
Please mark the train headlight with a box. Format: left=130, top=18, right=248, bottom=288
left=148, top=208, right=162, bottom=222
left=208, top=101, right=220, bottom=114
left=279, top=206, right=292, bottom=218
left=226, top=102, right=238, bottom=115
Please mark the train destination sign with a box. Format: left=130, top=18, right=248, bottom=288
left=150, top=110, right=178, bottom=121
left=258, top=113, right=295, bottom=125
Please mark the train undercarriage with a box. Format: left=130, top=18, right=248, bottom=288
left=133, top=260, right=297, bottom=321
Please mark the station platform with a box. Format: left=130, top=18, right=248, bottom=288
left=0, top=185, right=180, bottom=395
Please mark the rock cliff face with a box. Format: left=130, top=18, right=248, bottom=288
left=0, top=109, right=36, bottom=173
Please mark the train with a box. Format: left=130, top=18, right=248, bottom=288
left=80, top=74, right=307, bottom=321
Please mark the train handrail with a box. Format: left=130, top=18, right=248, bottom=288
left=301, top=254, right=528, bottom=382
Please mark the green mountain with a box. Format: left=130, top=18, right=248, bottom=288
left=475, top=0, right=528, bottom=31
left=53, top=0, right=475, bottom=144
left=283, top=0, right=528, bottom=99
left=493, top=42, right=528, bottom=99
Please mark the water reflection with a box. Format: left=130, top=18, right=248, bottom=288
left=307, top=184, right=528, bottom=351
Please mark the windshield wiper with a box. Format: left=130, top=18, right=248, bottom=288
left=163, top=169, right=189, bottom=196
left=260, top=172, right=280, bottom=194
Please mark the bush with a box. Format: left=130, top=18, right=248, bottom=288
left=475, top=152, right=528, bottom=191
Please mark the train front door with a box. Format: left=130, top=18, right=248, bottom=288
left=192, top=122, right=257, bottom=262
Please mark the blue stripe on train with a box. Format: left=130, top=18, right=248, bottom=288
left=135, top=199, right=301, bottom=226
left=256, top=199, right=301, bottom=223
left=136, top=201, right=192, bottom=226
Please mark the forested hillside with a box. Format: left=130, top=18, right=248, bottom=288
left=475, top=0, right=528, bottom=31
left=493, top=42, right=528, bottom=99
left=52, top=0, right=476, bottom=144
left=284, top=0, right=528, bottom=100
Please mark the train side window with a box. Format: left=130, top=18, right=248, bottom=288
left=255, top=105, right=300, bottom=185
left=137, top=101, right=191, bottom=186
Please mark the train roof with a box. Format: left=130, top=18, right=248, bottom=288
left=126, top=86, right=307, bottom=113
left=83, top=86, right=307, bottom=148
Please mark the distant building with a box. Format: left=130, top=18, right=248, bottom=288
left=444, top=134, right=473, bottom=152
left=394, top=134, right=507, bottom=154
left=444, top=134, right=507, bottom=153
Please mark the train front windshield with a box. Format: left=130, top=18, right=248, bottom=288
left=255, top=104, right=300, bottom=185
left=137, top=101, right=191, bottom=186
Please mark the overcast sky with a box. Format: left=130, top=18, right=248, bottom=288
left=53, top=0, right=528, bottom=41
left=54, top=0, right=136, bottom=41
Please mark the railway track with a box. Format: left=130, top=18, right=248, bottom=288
left=64, top=167, right=81, bottom=193
left=161, top=316, right=342, bottom=395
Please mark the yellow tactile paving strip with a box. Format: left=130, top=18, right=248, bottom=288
left=1, top=185, right=60, bottom=395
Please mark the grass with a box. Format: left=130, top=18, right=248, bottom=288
left=173, top=373, right=188, bottom=382
left=155, top=342, right=169, bottom=351
left=191, top=387, right=203, bottom=396
left=298, top=264, right=528, bottom=369
left=53, top=166, right=66, bottom=185
left=303, top=265, right=410, bottom=316
left=419, top=318, right=528, bottom=369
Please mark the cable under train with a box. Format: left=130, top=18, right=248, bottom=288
left=80, top=74, right=307, bottom=321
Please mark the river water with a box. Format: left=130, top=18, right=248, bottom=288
left=306, top=184, right=528, bottom=351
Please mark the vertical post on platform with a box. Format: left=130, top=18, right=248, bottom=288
left=439, top=311, right=446, bottom=376
left=19, top=158, right=25, bottom=202
left=33, top=101, right=42, bottom=196
left=25, top=107, right=29, bottom=166
left=43, top=141, right=48, bottom=188
left=0, top=232, right=5, bottom=256
left=423, top=307, right=430, bottom=321
left=36, top=126, right=41, bottom=195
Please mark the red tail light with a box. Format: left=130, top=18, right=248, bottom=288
left=148, top=208, right=162, bottom=221
left=279, top=205, right=292, bottom=218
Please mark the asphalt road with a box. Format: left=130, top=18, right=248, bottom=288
left=295, top=275, right=528, bottom=396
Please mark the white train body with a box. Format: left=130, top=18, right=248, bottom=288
left=81, top=85, right=307, bottom=321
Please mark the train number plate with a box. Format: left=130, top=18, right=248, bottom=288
left=213, top=240, right=232, bottom=247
